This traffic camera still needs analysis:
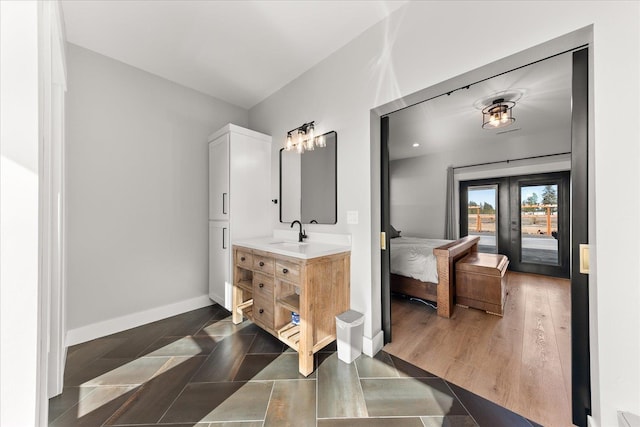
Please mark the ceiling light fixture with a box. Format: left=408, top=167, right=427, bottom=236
left=285, top=121, right=324, bottom=153
left=482, top=98, right=516, bottom=129
left=412, top=143, right=420, bottom=147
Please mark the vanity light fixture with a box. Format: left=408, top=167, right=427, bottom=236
left=482, top=98, right=516, bottom=129
left=285, top=121, right=324, bottom=153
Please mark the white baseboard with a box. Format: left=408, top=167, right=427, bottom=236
left=363, top=329, right=384, bottom=357
left=65, top=295, right=213, bottom=346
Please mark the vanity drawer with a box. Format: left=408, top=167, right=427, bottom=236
left=236, top=250, right=253, bottom=269
left=253, top=272, right=274, bottom=297
left=253, top=254, right=275, bottom=275
left=276, top=260, right=301, bottom=284
left=253, top=298, right=274, bottom=330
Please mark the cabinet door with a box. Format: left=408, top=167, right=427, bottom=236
left=209, top=134, right=229, bottom=220
left=209, top=221, right=229, bottom=308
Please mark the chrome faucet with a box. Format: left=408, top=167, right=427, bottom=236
left=291, top=220, right=307, bottom=243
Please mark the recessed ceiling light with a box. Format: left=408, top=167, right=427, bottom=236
left=412, top=143, right=420, bottom=147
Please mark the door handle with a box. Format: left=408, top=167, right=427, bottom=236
left=579, top=244, right=590, bottom=274
left=222, top=193, right=228, bottom=214
left=222, top=227, right=227, bottom=249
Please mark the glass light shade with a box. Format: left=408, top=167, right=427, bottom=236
left=305, top=138, right=315, bottom=150
left=482, top=99, right=515, bottom=129
left=316, top=134, right=326, bottom=148
left=307, top=124, right=315, bottom=144
left=285, top=133, right=293, bottom=151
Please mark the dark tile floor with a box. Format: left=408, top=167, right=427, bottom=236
left=49, top=304, right=541, bottom=427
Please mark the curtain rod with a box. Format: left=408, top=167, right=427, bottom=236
left=452, top=152, right=571, bottom=170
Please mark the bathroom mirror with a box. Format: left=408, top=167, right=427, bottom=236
left=280, top=131, right=337, bottom=224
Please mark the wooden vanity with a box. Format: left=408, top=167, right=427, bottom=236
left=231, top=242, right=350, bottom=376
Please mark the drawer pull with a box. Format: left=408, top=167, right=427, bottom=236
left=259, top=283, right=264, bottom=288
left=282, top=268, right=289, bottom=274
left=259, top=261, right=265, bottom=267
left=259, top=308, right=264, bottom=314
left=240, top=256, right=246, bottom=261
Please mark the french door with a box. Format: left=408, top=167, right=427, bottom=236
left=460, top=171, right=570, bottom=278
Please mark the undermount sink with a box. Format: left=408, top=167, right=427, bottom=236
left=270, top=241, right=308, bottom=248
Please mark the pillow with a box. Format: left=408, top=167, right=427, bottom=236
left=389, top=225, right=401, bottom=238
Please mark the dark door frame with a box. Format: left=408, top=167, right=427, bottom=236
left=459, top=172, right=571, bottom=278
left=379, top=45, right=592, bottom=427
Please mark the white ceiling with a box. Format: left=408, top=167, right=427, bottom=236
left=388, top=51, right=573, bottom=160
left=61, top=0, right=407, bottom=109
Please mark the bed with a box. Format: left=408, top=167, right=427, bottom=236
left=390, top=235, right=480, bottom=318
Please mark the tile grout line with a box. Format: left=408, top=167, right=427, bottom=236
left=102, top=355, right=179, bottom=426
left=156, top=359, right=211, bottom=424
left=48, top=386, right=99, bottom=425
left=261, top=379, right=277, bottom=427
left=442, top=380, right=481, bottom=427
left=230, top=332, right=259, bottom=381
left=154, top=334, right=235, bottom=424
left=353, top=356, right=370, bottom=418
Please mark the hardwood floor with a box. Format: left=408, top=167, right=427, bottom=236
left=384, top=271, right=573, bottom=427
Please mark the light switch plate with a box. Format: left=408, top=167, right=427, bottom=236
left=347, top=210, right=359, bottom=224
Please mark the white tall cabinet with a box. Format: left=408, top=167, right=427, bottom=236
left=208, top=124, right=272, bottom=309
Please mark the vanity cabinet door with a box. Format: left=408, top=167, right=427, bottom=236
left=209, top=134, right=229, bottom=221
left=209, top=222, right=229, bottom=308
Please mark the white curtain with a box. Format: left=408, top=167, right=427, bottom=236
left=444, top=166, right=456, bottom=239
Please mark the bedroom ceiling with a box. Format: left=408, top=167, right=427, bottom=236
left=387, top=51, right=574, bottom=161
left=61, top=0, right=407, bottom=109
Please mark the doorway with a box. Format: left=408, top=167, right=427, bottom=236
left=460, top=171, right=570, bottom=278
left=379, top=43, right=591, bottom=426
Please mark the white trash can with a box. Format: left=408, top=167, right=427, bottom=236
left=335, top=310, right=364, bottom=363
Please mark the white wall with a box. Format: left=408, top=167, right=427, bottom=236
left=65, top=44, right=248, bottom=340
left=248, top=2, right=640, bottom=426
left=390, top=128, right=571, bottom=238
left=0, top=1, right=41, bottom=424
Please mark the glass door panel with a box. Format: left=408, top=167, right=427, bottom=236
left=461, top=172, right=569, bottom=278
left=520, top=184, right=559, bottom=265
left=467, top=185, right=498, bottom=253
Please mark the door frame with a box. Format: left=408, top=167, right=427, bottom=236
left=459, top=172, right=571, bottom=278
left=459, top=177, right=510, bottom=255
left=509, top=172, right=571, bottom=277
left=375, top=29, right=593, bottom=427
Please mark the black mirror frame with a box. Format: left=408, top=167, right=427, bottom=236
left=279, top=131, right=337, bottom=224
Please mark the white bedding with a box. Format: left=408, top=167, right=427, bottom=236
left=390, top=237, right=452, bottom=283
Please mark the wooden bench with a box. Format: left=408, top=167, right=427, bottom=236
left=455, top=252, right=509, bottom=316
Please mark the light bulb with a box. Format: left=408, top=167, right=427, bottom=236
left=307, top=124, right=315, bottom=145
left=286, top=133, right=293, bottom=151
left=501, top=111, right=509, bottom=123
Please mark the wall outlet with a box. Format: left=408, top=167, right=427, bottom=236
left=347, top=210, right=359, bottom=225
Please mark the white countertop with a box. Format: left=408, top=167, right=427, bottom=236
left=233, top=235, right=351, bottom=260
